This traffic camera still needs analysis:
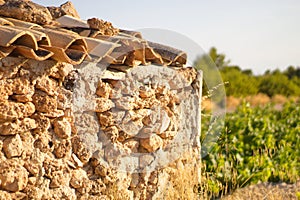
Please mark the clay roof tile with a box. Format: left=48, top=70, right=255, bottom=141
left=0, top=0, right=187, bottom=67
left=0, top=25, right=37, bottom=49
left=0, top=17, right=13, bottom=26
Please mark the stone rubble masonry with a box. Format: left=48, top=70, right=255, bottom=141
left=0, top=57, right=201, bottom=200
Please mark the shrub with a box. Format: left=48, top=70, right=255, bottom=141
left=201, top=102, right=300, bottom=198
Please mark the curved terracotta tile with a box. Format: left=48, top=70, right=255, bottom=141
left=39, top=28, right=87, bottom=50
left=41, top=45, right=86, bottom=65
left=0, top=26, right=37, bottom=50
left=144, top=46, right=164, bottom=65
left=77, top=29, right=91, bottom=37
left=0, top=46, right=15, bottom=58
left=12, top=27, right=51, bottom=46
left=119, top=30, right=142, bottom=39
left=107, top=65, right=131, bottom=73
left=5, top=17, right=42, bottom=29
left=96, top=35, right=149, bottom=67
left=0, top=17, right=13, bottom=26
left=55, top=15, right=89, bottom=29
left=102, top=54, right=127, bottom=65
left=95, top=35, right=120, bottom=43
left=84, top=37, right=119, bottom=58
left=14, top=46, right=54, bottom=61
left=125, top=40, right=148, bottom=66
left=95, top=34, right=140, bottom=43
left=147, top=41, right=187, bottom=66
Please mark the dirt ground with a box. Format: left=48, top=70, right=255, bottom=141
left=221, top=181, right=300, bottom=200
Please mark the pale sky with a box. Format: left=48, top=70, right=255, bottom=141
left=37, top=0, right=300, bottom=74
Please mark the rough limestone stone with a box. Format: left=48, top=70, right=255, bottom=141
left=103, top=126, right=119, bottom=142
left=87, top=17, right=119, bottom=36
left=50, top=186, right=76, bottom=200
left=32, top=91, right=57, bottom=113
left=3, top=134, right=23, bottom=158
left=123, top=139, right=139, bottom=153
left=53, top=118, right=72, bottom=139
left=94, top=98, right=115, bottom=113
left=0, top=191, right=11, bottom=200
left=71, top=153, right=83, bottom=168
left=139, top=154, right=155, bottom=169
left=43, top=158, right=70, bottom=190
left=96, top=81, right=112, bottom=98
left=33, top=131, right=53, bottom=153
left=114, top=96, right=136, bottom=110
left=127, top=109, right=151, bottom=121
left=19, top=131, right=35, bottom=157
left=24, top=148, right=45, bottom=177
left=0, top=79, right=13, bottom=101
left=57, top=87, right=73, bottom=110
left=47, top=1, right=80, bottom=19
left=31, top=113, right=51, bottom=133
left=0, top=77, right=34, bottom=102
left=36, top=76, right=58, bottom=96
left=0, top=101, right=35, bottom=121
left=158, top=109, right=171, bottom=133
left=0, top=58, right=25, bottom=80
left=70, top=169, right=88, bottom=189
left=140, top=134, right=163, bottom=152
left=60, top=1, right=80, bottom=18
left=117, top=119, right=143, bottom=138
left=159, top=131, right=177, bottom=139
left=12, top=78, right=34, bottom=95
left=142, top=108, right=160, bottom=126
left=98, top=109, right=125, bottom=127
left=24, top=160, right=40, bottom=178
left=53, top=139, right=72, bottom=158
left=72, top=136, right=92, bottom=164
left=49, top=171, right=70, bottom=188
left=0, top=160, right=29, bottom=192
left=139, top=86, right=155, bottom=98
left=12, top=94, right=33, bottom=103
left=42, top=109, right=65, bottom=118
left=89, top=179, right=106, bottom=195
left=0, top=0, right=53, bottom=25
left=0, top=118, right=37, bottom=136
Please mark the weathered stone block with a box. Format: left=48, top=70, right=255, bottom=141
left=0, top=101, right=35, bottom=121
left=0, top=118, right=37, bottom=136
left=140, top=134, right=163, bottom=153
left=0, top=160, right=29, bottom=192
left=3, top=134, right=23, bottom=158
left=53, top=117, right=72, bottom=139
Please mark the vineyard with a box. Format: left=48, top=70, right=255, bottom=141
left=200, top=101, right=300, bottom=199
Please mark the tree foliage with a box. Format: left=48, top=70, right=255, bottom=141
left=258, top=72, right=300, bottom=97
left=221, top=67, right=259, bottom=97
left=193, top=47, right=300, bottom=97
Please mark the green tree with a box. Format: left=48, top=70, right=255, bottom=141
left=208, top=47, right=230, bottom=68
left=284, top=66, right=300, bottom=79
left=259, top=72, right=300, bottom=97
left=194, top=47, right=300, bottom=98
left=193, top=47, right=225, bottom=96
left=221, top=67, right=259, bottom=97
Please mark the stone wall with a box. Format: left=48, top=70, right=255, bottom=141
left=0, top=57, right=201, bottom=200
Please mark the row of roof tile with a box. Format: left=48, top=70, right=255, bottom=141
left=0, top=0, right=187, bottom=67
